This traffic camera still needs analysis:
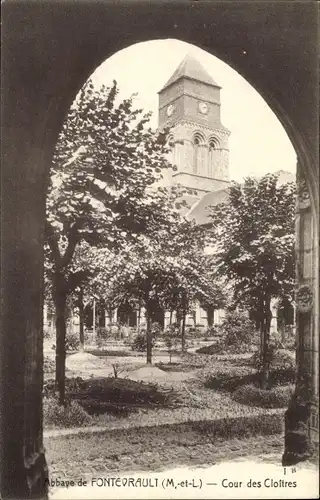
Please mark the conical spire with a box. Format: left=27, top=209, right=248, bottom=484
left=159, top=54, right=220, bottom=92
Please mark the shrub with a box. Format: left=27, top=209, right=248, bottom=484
left=65, top=332, right=80, bottom=351
left=196, top=343, right=220, bottom=355
left=250, top=348, right=295, bottom=370
left=221, top=311, right=258, bottom=350
left=205, top=325, right=222, bottom=337
left=96, top=323, right=126, bottom=343
left=43, top=396, right=92, bottom=427
left=96, top=326, right=109, bottom=339
left=196, top=311, right=258, bottom=354
left=204, top=366, right=295, bottom=392
left=268, top=367, right=296, bottom=386
left=131, top=324, right=159, bottom=352
left=282, top=325, right=296, bottom=350
left=51, top=332, right=80, bottom=352
left=43, top=376, right=179, bottom=408
left=271, top=349, right=295, bottom=370
left=233, top=384, right=294, bottom=408
left=186, top=326, right=205, bottom=338
left=43, top=377, right=86, bottom=398
left=43, top=356, right=55, bottom=374
left=131, top=332, right=149, bottom=351
left=96, top=325, right=116, bottom=347
left=204, top=369, right=257, bottom=392
left=43, top=327, right=54, bottom=340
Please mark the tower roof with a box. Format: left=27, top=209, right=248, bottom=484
left=159, top=54, right=220, bottom=92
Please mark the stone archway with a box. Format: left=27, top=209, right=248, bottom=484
left=1, top=1, right=318, bottom=498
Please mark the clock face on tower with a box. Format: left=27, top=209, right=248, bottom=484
left=198, top=102, right=208, bottom=114
left=167, top=104, right=174, bottom=117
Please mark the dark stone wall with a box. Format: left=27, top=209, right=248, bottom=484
left=1, top=1, right=318, bottom=497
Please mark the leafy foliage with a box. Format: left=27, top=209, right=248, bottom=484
left=45, top=79, right=185, bottom=402
left=250, top=348, right=295, bottom=371
left=131, top=329, right=157, bottom=352
left=233, top=384, right=293, bottom=408
left=43, top=397, right=92, bottom=427
left=65, top=332, right=80, bottom=352
left=219, top=311, right=258, bottom=353
left=196, top=311, right=258, bottom=354
left=203, top=366, right=295, bottom=392
left=93, top=220, right=225, bottom=361
left=209, top=173, right=295, bottom=308
left=208, top=173, right=295, bottom=386
left=44, top=376, right=180, bottom=410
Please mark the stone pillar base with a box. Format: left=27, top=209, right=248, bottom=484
left=282, top=392, right=314, bottom=466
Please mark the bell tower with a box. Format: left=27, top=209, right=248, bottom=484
left=158, top=54, right=230, bottom=204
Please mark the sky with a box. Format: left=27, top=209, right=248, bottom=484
left=90, top=39, right=296, bottom=182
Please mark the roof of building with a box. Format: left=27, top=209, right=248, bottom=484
left=159, top=54, right=220, bottom=93
left=187, top=170, right=295, bottom=226
left=187, top=187, right=230, bottom=225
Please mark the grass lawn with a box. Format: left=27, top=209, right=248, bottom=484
left=43, top=346, right=293, bottom=429
left=43, top=343, right=295, bottom=477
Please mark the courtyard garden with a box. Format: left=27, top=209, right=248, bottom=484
left=42, top=74, right=299, bottom=481
left=43, top=317, right=296, bottom=478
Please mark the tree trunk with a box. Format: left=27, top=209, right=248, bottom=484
left=54, top=291, right=67, bottom=405
left=146, top=310, right=152, bottom=364
left=278, top=312, right=286, bottom=344
left=176, top=309, right=182, bottom=327
left=207, top=307, right=214, bottom=328
left=169, top=310, right=173, bottom=325
left=78, top=289, right=84, bottom=351
left=137, top=306, right=141, bottom=332
left=181, top=309, right=186, bottom=352
left=261, top=297, right=272, bottom=389
left=99, top=307, right=106, bottom=327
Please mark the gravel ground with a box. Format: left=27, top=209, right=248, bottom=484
left=45, top=430, right=287, bottom=482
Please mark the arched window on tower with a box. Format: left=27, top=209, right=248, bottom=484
left=193, top=132, right=205, bottom=174
left=208, top=136, right=220, bottom=178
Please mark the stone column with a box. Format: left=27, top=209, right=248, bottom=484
left=140, top=307, right=147, bottom=329
left=112, top=309, right=117, bottom=323
left=104, top=309, right=110, bottom=327
left=195, top=305, right=202, bottom=325
left=283, top=167, right=318, bottom=465
left=1, top=37, right=49, bottom=497
left=270, top=298, right=278, bottom=335
left=164, top=311, right=171, bottom=328
left=214, top=309, right=225, bottom=325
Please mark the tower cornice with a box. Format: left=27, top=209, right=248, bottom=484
left=173, top=119, right=231, bottom=137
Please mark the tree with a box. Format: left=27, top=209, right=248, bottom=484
left=45, top=79, right=177, bottom=403
left=96, top=219, right=225, bottom=360
left=209, top=173, right=295, bottom=388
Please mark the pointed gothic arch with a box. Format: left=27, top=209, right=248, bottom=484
left=1, top=3, right=318, bottom=497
